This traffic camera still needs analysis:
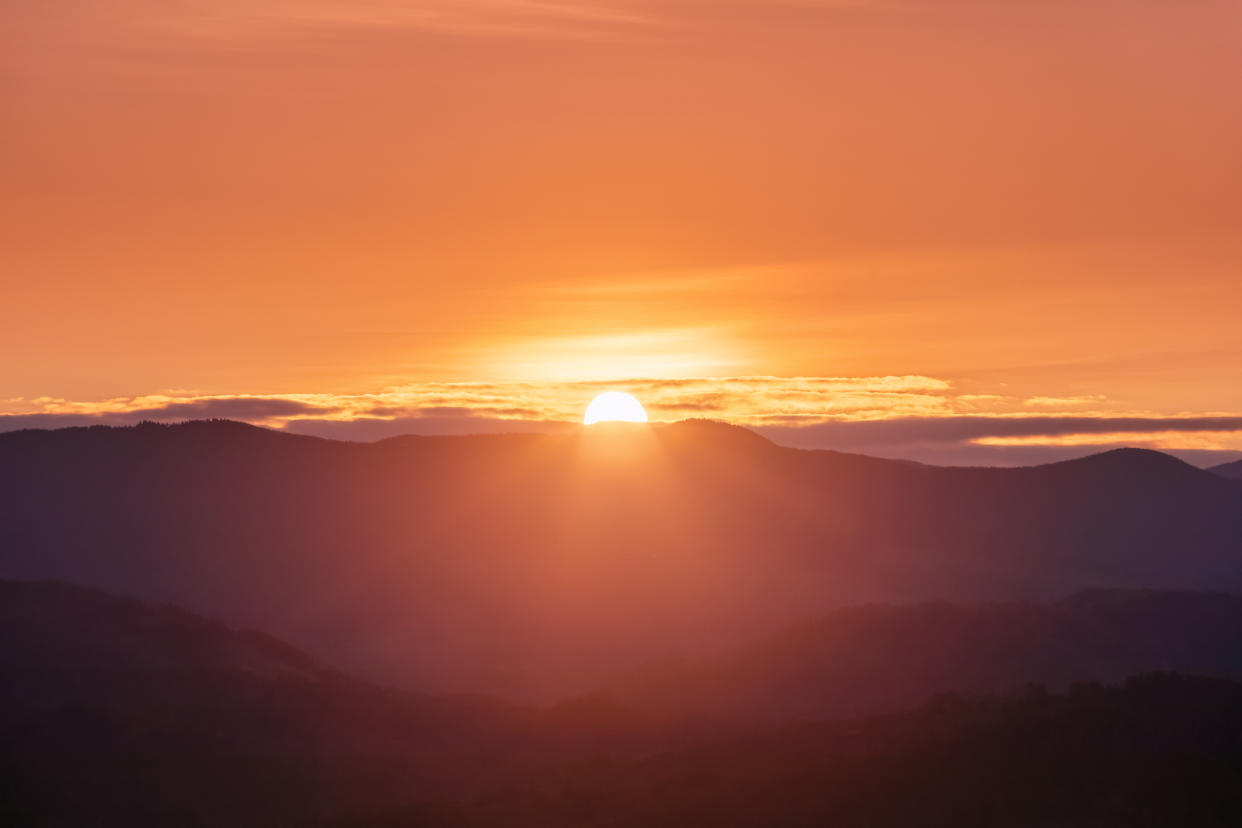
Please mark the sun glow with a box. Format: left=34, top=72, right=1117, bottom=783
left=583, top=392, right=648, bottom=425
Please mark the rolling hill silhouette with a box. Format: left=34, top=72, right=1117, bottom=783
left=606, top=589, right=1242, bottom=721
left=2, top=419, right=1240, bottom=699
left=5, top=580, right=1242, bottom=828
left=0, top=580, right=515, bottom=826
left=1211, top=458, right=1242, bottom=480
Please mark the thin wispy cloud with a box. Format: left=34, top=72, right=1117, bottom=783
left=109, top=0, right=660, bottom=44
left=2, top=376, right=956, bottom=429
left=35, top=0, right=1081, bottom=49
left=5, top=379, right=1242, bottom=467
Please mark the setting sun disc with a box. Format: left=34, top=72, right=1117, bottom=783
left=583, top=392, right=648, bottom=425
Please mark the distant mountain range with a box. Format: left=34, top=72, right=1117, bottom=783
left=1212, top=459, right=1242, bottom=480
left=2, top=420, right=1240, bottom=699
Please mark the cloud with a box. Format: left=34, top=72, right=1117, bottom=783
left=756, top=416, right=1242, bottom=466
left=757, top=416, right=1242, bottom=448
left=1023, top=396, right=1107, bottom=407
left=785, top=441, right=1242, bottom=470
left=74, top=0, right=661, bottom=46
left=33, top=0, right=1126, bottom=51
left=0, top=413, right=132, bottom=432
left=0, top=395, right=335, bottom=433
left=0, top=376, right=960, bottom=441
left=281, top=415, right=570, bottom=442
left=5, top=382, right=1242, bottom=468
left=125, top=397, right=337, bottom=420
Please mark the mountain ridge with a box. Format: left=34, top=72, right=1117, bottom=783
left=1211, top=458, right=1242, bottom=480
left=2, top=419, right=1240, bottom=699
left=6, top=577, right=1242, bottom=827
left=0, top=417, right=1220, bottom=469
left=604, top=588, right=1242, bottom=721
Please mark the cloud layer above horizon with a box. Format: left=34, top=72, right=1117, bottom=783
left=5, top=0, right=1239, bottom=462
left=5, top=377, right=1242, bottom=468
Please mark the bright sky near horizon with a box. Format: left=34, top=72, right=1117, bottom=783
left=3, top=1, right=1241, bottom=464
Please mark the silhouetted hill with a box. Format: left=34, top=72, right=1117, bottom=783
left=2, top=420, right=1240, bottom=699
left=0, top=579, right=594, bottom=827
left=6, top=580, right=1241, bottom=828
left=0, top=578, right=324, bottom=695
left=0, top=579, right=732, bottom=827
left=0, top=578, right=510, bottom=729
left=1211, top=458, right=1242, bottom=480
left=313, top=673, right=1242, bottom=828
left=607, top=589, right=1242, bottom=721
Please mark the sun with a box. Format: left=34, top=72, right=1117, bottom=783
left=583, top=392, right=649, bottom=425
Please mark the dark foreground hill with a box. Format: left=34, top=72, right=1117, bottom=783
left=322, top=674, right=1242, bottom=828
left=607, top=589, right=1242, bottom=721
left=0, top=580, right=524, bottom=827
left=5, top=580, right=1242, bottom=828
left=2, top=420, right=1241, bottom=698
left=0, top=580, right=698, bottom=827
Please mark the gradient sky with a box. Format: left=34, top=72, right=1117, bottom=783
left=4, top=1, right=1241, bottom=464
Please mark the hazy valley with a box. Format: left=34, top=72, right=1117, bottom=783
left=3, top=421, right=1242, bottom=825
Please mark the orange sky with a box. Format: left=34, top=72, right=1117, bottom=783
left=3, top=1, right=1241, bottom=463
